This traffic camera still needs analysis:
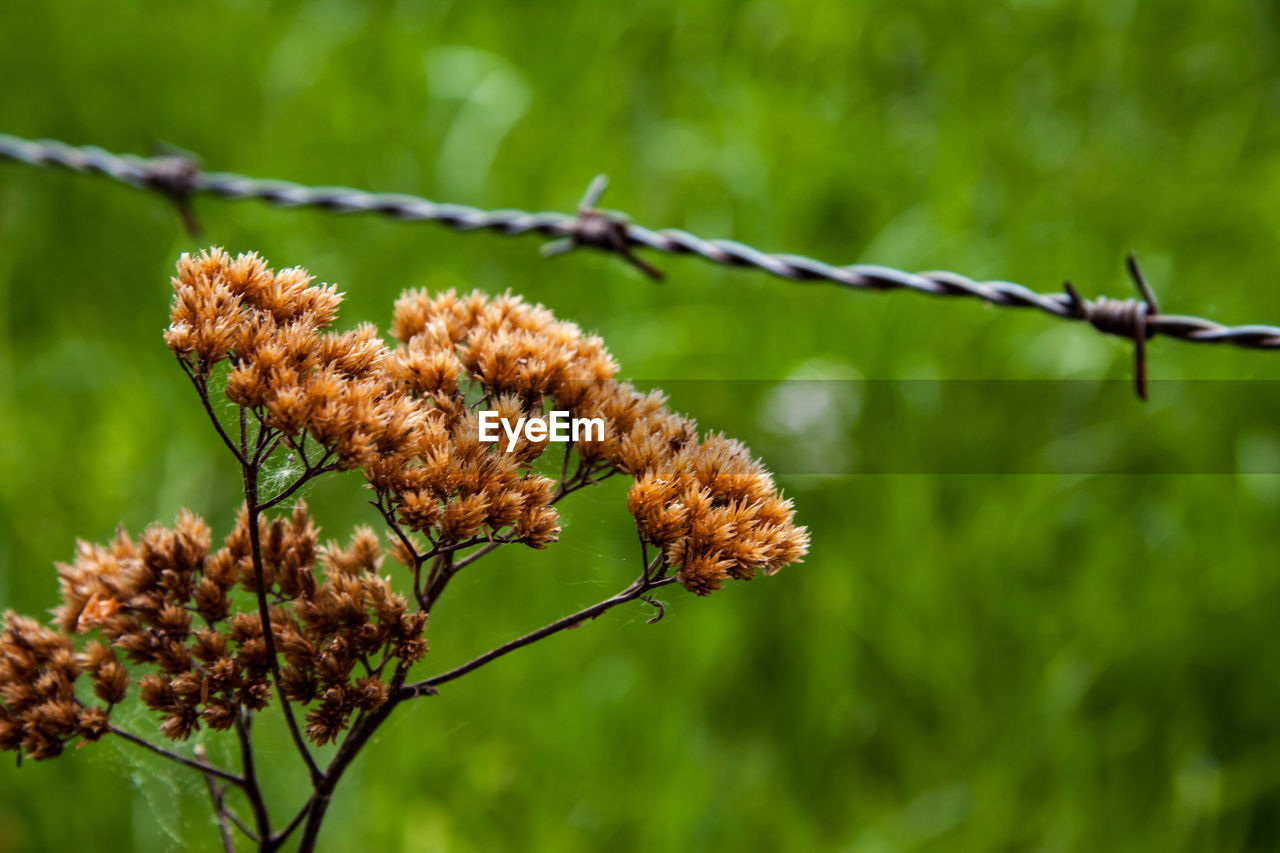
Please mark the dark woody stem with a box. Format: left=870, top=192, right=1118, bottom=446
left=270, top=804, right=310, bottom=850
left=234, top=713, right=274, bottom=849
left=421, top=551, right=455, bottom=611
left=280, top=569, right=674, bottom=851
left=290, top=666, right=409, bottom=853
left=552, top=464, right=616, bottom=502
left=402, top=572, right=676, bottom=695
left=179, top=360, right=246, bottom=467
left=239, top=408, right=323, bottom=787
left=369, top=494, right=428, bottom=610
left=195, top=744, right=240, bottom=853
left=181, top=389, right=676, bottom=850
left=107, top=724, right=244, bottom=787
left=449, top=540, right=503, bottom=571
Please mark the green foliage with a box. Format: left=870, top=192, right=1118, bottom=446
left=3, top=0, right=1280, bottom=849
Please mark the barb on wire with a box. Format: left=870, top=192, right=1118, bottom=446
left=142, top=153, right=202, bottom=237
left=3, top=132, right=1280, bottom=400
left=1064, top=254, right=1161, bottom=401
left=541, top=175, right=664, bottom=280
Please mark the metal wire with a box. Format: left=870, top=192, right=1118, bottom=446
left=4, top=132, right=1279, bottom=396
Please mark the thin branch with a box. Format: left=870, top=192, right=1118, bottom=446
left=414, top=531, right=535, bottom=580
left=250, top=410, right=272, bottom=459
left=258, top=463, right=340, bottom=511
left=234, top=713, right=272, bottom=845
left=558, top=441, right=572, bottom=489
left=639, top=595, right=666, bottom=624
left=224, top=811, right=260, bottom=846
left=244, top=506, right=322, bottom=785
left=370, top=495, right=427, bottom=610
left=292, top=666, right=409, bottom=852
left=272, top=801, right=311, bottom=850
left=179, top=360, right=246, bottom=466
left=258, top=451, right=339, bottom=511
left=638, top=535, right=652, bottom=582
left=551, top=453, right=587, bottom=502
left=370, top=644, right=393, bottom=678
left=241, top=414, right=323, bottom=786
left=195, top=744, right=239, bottom=853
left=427, top=535, right=516, bottom=557
left=421, top=551, right=455, bottom=611
left=281, top=431, right=312, bottom=470
left=552, top=467, right=617, bottom=503
left=253, top=428, right=284, bottom=468
left=402, top=575, right=678, bottom=694
left=108, top=724, right=244, bottom=787
left=450, top=540, right=505, bottom=571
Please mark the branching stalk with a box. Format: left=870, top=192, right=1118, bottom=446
left=234, top=713, right=273, bottom=847
left=403, top=574, right=677, bottom=695
left=196, top=744, right=239, bottom=853
left=108, top=725, right=244, bottom=787
left=239, top=410, right=323, bottom=786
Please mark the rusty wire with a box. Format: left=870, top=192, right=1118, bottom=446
left=3, top=132, right=1279, bottom=398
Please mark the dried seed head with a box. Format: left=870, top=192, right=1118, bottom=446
left=4, top=246, right=810, bottom=766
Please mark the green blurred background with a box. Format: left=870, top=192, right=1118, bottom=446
left=4, top=1, right=1280, bottom=850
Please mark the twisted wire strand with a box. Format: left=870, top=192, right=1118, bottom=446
left=4, top=132, right=1279, bottom=354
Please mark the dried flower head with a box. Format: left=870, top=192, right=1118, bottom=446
left=0, top=246, right=808, bottom=851
left=386, top=285, right=809, bottom=594
left=0, top=501, right=423, bottom=757
left=163, top=247, right=806, bottom=596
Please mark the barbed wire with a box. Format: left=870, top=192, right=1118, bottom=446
left=3, top=132, right=1279, bottom=399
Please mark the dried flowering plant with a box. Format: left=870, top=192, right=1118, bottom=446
left=0, top=248, right=808, bottom=851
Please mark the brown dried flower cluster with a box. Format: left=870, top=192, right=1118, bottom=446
left=0, top=245, right=806, bottom=853
left=0, top=503, right=424, bottom=758
left=387, top=286, right=809, bottom=594
left=0, top=613, right=110, bottom=760
left=166, top=249, right=422, bottom=471
left=165, top=247, right=806, bottom=595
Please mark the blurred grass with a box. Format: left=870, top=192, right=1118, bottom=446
left=4, top=0, right=1280, bottom=850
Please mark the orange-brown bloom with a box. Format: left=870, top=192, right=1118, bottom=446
left=163, top=247, right=806, bottom=594
left=1, top=246, right=807, bottom=769
left=381, top=283, right=808, bottom=591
